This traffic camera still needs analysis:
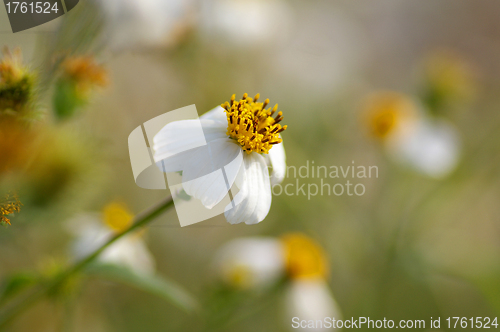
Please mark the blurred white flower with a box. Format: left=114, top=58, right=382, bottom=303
left=387, top=119, right=460, bottom=178
left=67, top=203, right=155, bottom=275
left=213, top=233, right=343, bottom=330
left=286, top=279, right=342, bottom=331
left=153, top=94, right=287, bottom=225
left=363, top=91, right=461, bottom=178
left=213, top=233, right=330, bottom=285
left=93, top=0, right=194, bottom=50
left=200, top=0, right=292, bottom=45
left=213, top=237, right=285, bottom=289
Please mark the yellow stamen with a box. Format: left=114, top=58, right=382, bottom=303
left=103, top=202, right=133, bottom=233
left=222, top=93, right=287, bottom=154
left=281, top=233, right=328, bottom=280
left=0, top=192, right=22, bottom=226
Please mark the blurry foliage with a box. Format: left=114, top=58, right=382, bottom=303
left=0, top=119, right=36, bottom=177
left=85, top=263, right=199, bottom=313
left=0, top=272, right=39, bottom=304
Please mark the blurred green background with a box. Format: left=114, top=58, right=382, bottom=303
left=1, top=0, right=500, bottom=331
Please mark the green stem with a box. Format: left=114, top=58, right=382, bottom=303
left=0, top=196, right=174, bottom=329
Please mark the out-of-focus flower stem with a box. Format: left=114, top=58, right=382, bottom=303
left=0, top=195, right=174, bottom=328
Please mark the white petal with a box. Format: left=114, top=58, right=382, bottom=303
left=286, top=279, right=343, bottom=330
left=224, top=152, right=272, bottom=225
left=153, top=119, right=226, bottom=156
left=200, top=105, right=228, bottom=124
left=69, top=220, right=110, bottom=259
left=182, top=138, right=243, bottom=209
left=213, top=237, right=286, bottom=289
left=267, top=140, right=286, bottom=186
left=153, top=119, right=227, bottom=172
left=68, top=215, right=155, bottom=275
left=65, top=213, right=101, bottom=237
left=101, top=237, right=156, bottom=275
left=390, top=119, right=460, bottom=178
left=154, top=149, right=197, bottom=174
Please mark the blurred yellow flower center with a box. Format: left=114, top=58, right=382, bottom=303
left=222, top=93, right=287, bottom=154
left=62, top=56, right=108, bottom=97
left=282, top=233, right=328, bottom=280
left=103, top=202, right=133, bottom=232
left=227, top=264, right=253, bottom=289
left=0, top=48, right=35, bottom=112
left=363, top=92, right=417, bottom=140
left=425, top=50, right=474, bottom=95
left=0, top=48, right=26, bottom=84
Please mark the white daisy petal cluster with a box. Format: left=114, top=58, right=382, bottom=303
left=213, top=234, right=342, bottom=330
left=153, top=94, right=287, bottom=225
left=364, top=91, right=460, bottom=179
left=66, top=203, right=155, bottom=275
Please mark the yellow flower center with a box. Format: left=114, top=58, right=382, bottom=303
left=62, top=56, right=108, bottom=98
left=226, top=264, right=253, bottom=289
left=103, top=202, right=133, bottom=233
left=281, top=233, right=328, bottom=280
left=363, top=91, right=418, bottom=140
left=0, top=48, right=35, bottom=112
left=424, top=50, right=476, bottom=101
left=371, top=108, right=397, bottom=138
left=0, top=48, right=26, bottom=85
left=222, top=93, right=287, bottom=154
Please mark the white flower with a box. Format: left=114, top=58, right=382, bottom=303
left=213, top=234, right=343, bottom=330
left=66, top=204, right=155, bottom=275
left=387, top=119, right=460, bottom=178
left=93, top=0, right=193, bottom=50
left=153, top=94, right=287, bottom=225
left=363, top=91, right=461, bottom=178
left=213, top=237, right=285, bottom=289
left=213, top=233, right=330, bottom=289
left=285, top=279, right=342, bottom=331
